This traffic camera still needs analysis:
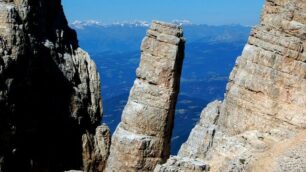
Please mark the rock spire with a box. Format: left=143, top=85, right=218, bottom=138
left=105, top=21, right=185, bottom=171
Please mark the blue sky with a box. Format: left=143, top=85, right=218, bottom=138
left=62, top=0, right=265, bottom=25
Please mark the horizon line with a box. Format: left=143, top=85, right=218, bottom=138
left=69, top=19, right=255, bottom=28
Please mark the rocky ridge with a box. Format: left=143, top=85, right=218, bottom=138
left=156, top=0, right=306, bottom=171
left=0, top=0, right=109, bottom=171
left=105, top=21, right=185, bottom=171
left=1, top=0, right=305, bottom=171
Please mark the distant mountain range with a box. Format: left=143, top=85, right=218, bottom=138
left=71, top=20, right=251, bottom=53
left=70, top=19, right=195, bottom=29
left=71, top=20, right=151, bottom=29
left=70, top=20, right=252, bottom=154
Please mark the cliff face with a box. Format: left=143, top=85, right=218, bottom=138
left=105, top=21, right=185, bottom=171
left=0, top=0, right=108, bottom=171
left=220, top=0, right=306, bottom=135
left=156, top=0, right=306, bottom=171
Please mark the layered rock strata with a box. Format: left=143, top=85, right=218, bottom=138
left=0, top=0, right=109, bottom=171
left=156, top=0, right=306, bottom=171
left=105, top=21, right=185, bottom=171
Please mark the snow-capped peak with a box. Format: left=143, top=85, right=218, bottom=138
left=71, top=20, right=104, bottom=29
left=171, top=19, right=193, bottom=26
left=70, top=19, right=194, bottom=29
left=111, top=20, right=150, bottom=27
left=70, top=20, right=150, bottom=29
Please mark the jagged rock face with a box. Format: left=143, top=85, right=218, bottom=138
left=156, top=0, right=306, bottom=171
left=154, top=101, right=221, bottom=172
left=82, top=124, right=111, bottom=172
left=154, top=156, right=207, bottom=172
left=0, top=0, right=107, bottom=171
left=105, top=21, right=185, bottom=171
left=219, top=0, right=306, bottom=135
left=177, top=101, right=221, bottom=160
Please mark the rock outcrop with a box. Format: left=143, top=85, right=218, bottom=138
left=105, top=21, right=185, bottom=171
left=156, top=0, right=306, bottom=171
left=0, top=0, right=109, bottom=171
left=82, top=124, right=111, bottom=172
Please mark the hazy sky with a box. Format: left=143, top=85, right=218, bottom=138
left=62, top=0, right=265, bottom=25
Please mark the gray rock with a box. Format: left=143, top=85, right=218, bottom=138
left=83, top=124, right=111, bottom=172
left=154, top=156, right=207, bottom=172
left=0, top=0, right=107, bottom=171
left=105, top=21, right=185, bottom=171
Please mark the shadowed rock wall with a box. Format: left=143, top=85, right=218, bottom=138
left=0, top=1, right=108, bottom=171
